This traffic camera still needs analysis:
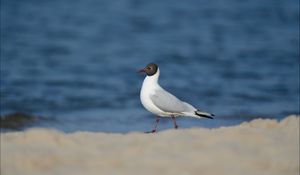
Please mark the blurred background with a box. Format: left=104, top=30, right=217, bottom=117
left=1, top=0, right=299, bottom=132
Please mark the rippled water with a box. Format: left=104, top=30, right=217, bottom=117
left=1, top=0, right=299, bottom=132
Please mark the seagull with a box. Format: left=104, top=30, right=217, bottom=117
left=139, top=63, right=214, bottom=133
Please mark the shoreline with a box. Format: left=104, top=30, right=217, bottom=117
left=1, top=115, right=299, bottom=175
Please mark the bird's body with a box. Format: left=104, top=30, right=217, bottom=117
left=140, top=68, right=165, bottom=116
left=140, top=68, right=201, bottom=117
left=139, top=63, right=214, bottom=132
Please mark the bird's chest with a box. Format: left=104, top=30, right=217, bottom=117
left=140, top=83, right=165, bottom=116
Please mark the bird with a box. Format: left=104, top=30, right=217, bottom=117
left=138, top=63, right=214, bottom=133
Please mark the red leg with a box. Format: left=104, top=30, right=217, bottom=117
left=145, top=116, right=160, bottom=133
left=171, top=116, right=178, bottom=129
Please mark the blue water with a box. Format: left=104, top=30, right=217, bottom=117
left=1, top=0, right=299, bottom=132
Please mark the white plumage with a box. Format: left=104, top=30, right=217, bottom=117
left=139, top=63, right=214, bottom=132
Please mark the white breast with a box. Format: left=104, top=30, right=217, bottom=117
left=140, top=69, right=168, bottom=116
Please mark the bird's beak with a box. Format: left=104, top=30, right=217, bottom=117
left=137, top=68, right=145, bottom=74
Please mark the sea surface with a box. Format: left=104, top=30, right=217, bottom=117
left=1, top=0, right=299, bottom=132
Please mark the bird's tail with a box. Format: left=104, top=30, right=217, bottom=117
left=181, top=102, right=214, bottom=119
left=194, top=110, right=214, bottom=119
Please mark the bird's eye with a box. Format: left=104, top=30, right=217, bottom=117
left=147, top=67, right=151, bottom=70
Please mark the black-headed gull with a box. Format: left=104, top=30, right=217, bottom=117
left=139, top=63, right=214, bottom=133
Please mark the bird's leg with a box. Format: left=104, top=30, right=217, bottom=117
left=171, top=116, right=178, bottom=129
left=145, top=116, right=160, bottom=133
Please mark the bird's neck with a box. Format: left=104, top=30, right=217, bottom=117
left=143, top=68, right=160, bottom=87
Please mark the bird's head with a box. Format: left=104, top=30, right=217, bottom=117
left=138, top=63, right=158, bottom=76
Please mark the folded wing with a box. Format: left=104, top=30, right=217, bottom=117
left=150, top=89, right=195, bottom=113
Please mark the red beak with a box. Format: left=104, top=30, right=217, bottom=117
left=138, top=68, right=145, bottom=73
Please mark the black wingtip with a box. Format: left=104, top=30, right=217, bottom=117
left=195, top=111, right=214, bottom=119
left=203, top=115, right=214, bottom=119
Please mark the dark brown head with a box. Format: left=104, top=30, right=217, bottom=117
left=138, top=63, right=158, bottom=76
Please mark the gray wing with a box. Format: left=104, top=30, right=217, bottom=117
left=150, top=89, right=193, bottom=113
